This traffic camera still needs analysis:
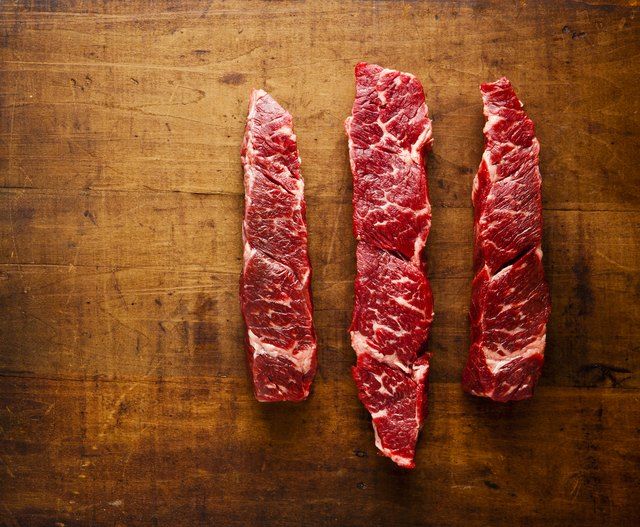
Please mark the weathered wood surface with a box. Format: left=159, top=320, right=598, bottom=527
left=0, top=1, right=639, bottom=526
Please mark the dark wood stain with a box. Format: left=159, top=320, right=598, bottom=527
left=579, top=363, right=633, bottom=388
left=572, top=255, right=595, bottom=317
left=82, top=209, right=97, bottom=225
left=220, top=72, right=247, bottom=85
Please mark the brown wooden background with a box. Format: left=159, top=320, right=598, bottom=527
left=1, top=1, right=639, bottom=526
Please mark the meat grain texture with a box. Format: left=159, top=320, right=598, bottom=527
left=240, top=90, right=317, bottom=402
left=346, top=63, right=434, bottom=468
left=462, top=78, right=551, bottom=402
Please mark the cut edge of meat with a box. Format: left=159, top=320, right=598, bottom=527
left=352, top=353, right=431, bottom=469
left=463, top=344, right=545, bottom=402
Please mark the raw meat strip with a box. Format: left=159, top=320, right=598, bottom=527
left=240, top=89, right=317, bottom=402
left=346, top=63, right=434, bottom=468
left=462, top=78, right=551, bottom=402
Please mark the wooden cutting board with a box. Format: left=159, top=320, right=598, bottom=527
left=1, top=1, right=639, bottom=526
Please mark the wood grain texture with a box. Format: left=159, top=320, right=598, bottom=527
left=1, top=1, right=639, bottom=526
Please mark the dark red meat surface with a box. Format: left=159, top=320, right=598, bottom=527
left=346, top=63, right=434, bottom=468
left=240, top=90, right=317, bottom=402
left=462, top=78, right=550, bottom=402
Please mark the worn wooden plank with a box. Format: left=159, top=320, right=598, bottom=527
left=0, top=377, right=638, bottom=527
left=1, top=193, right=638, bottom=385
left=1, top=1, right=639, bottom=526
left=1, top=1, right=638, bottom=210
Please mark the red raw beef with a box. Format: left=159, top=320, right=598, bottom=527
left=240, top=90, right=317, bottom=402
left=346, top=63, right=434, bottom=468
left=462, top=78, right=550, bottom=402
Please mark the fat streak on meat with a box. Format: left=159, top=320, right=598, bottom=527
left=240, top=89, right=317, bottom=402
left=346, top=63, right=434, bottom=468
left=462, top=78, right=551, bottom=402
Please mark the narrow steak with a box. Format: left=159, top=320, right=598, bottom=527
left=346, top=63, right=434, bottom=468
left=240, top=90, right=317, bottom=402
left=462, top=78, right=551, bottom=402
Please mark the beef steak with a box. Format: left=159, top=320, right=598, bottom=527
left=462, top=78, right=551, bottom=402
left=240, top=90, right=317, bottom=402
left=346, top=63, right=434, bottom=468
